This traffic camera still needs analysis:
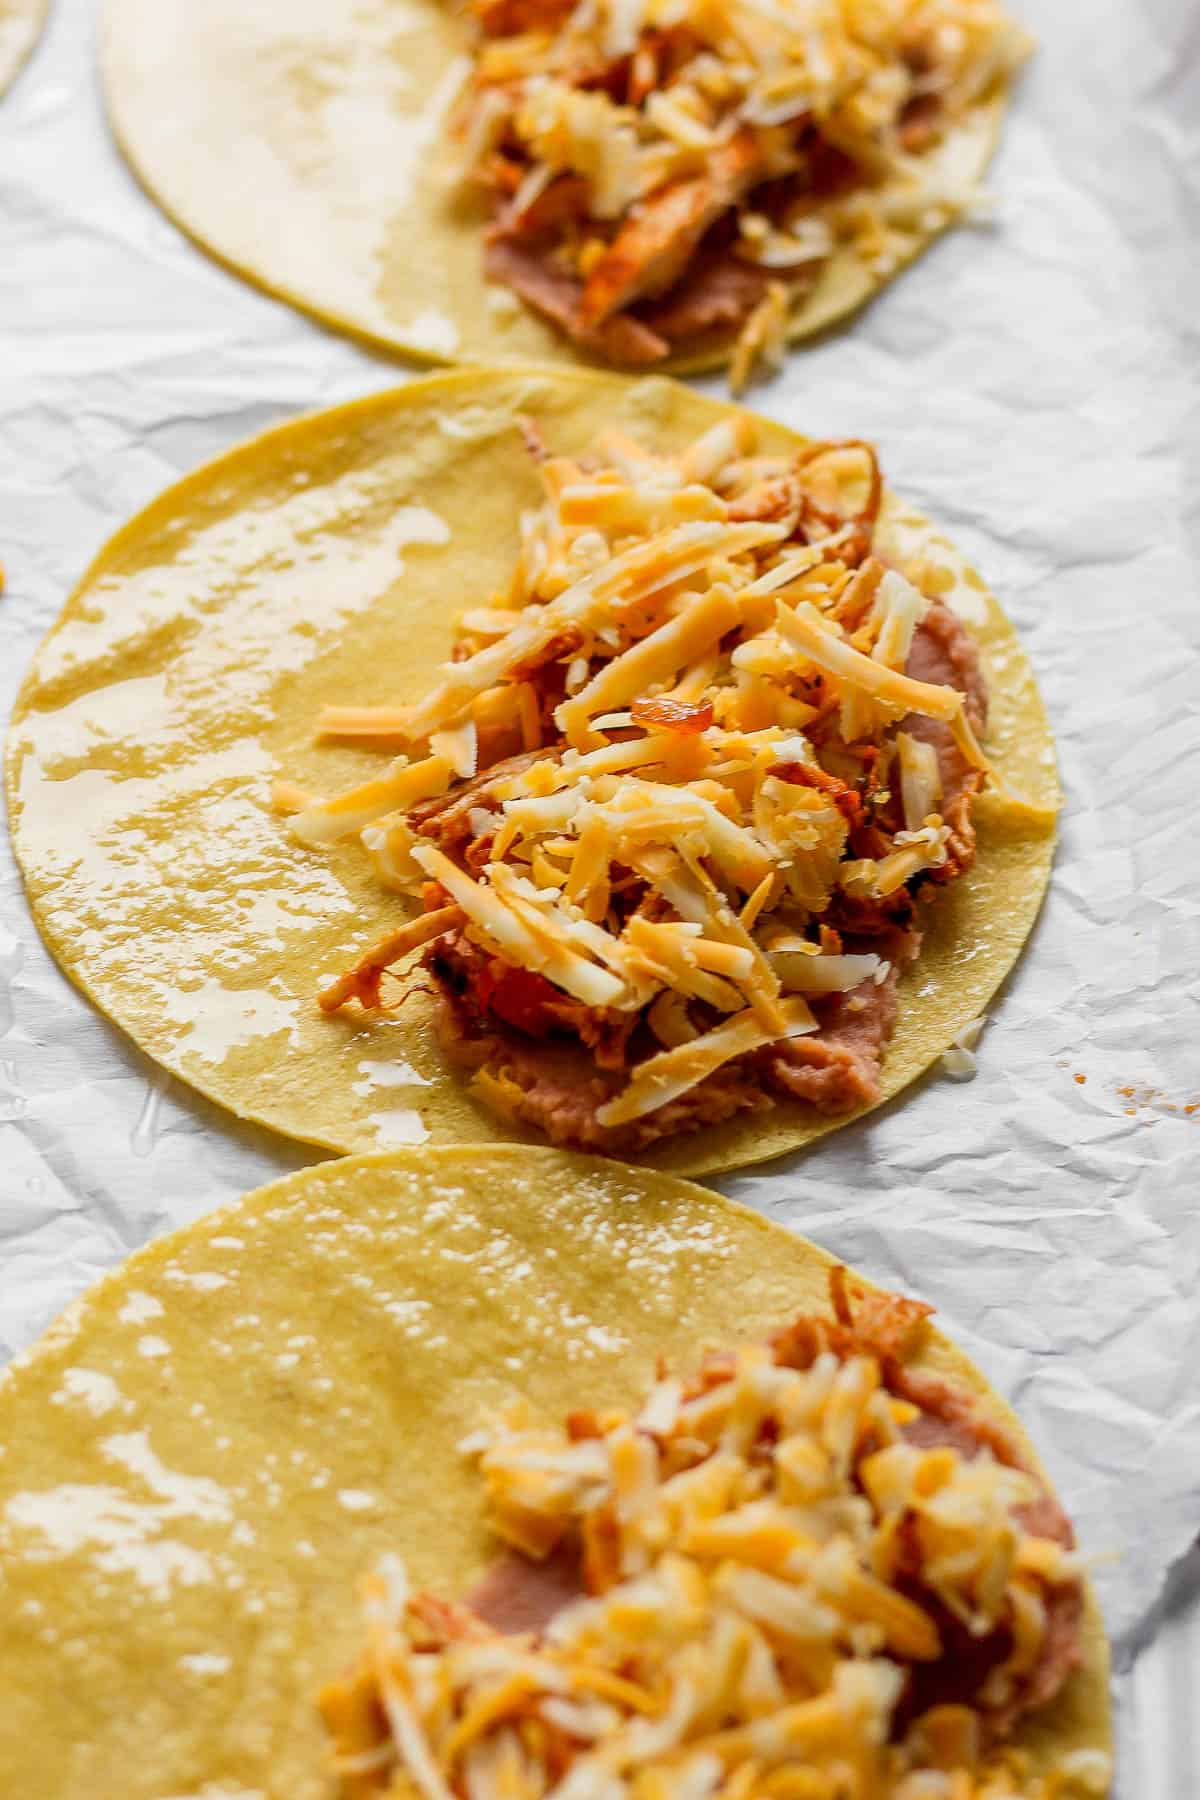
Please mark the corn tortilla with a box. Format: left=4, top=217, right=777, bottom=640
left=0, top=1146, right=1111, bottom=1798
left=6, top=367, right=1058, bottom=1173
left=0, top=0, right=48, bottom=95
left=101, top=0, right=1006, bottom=374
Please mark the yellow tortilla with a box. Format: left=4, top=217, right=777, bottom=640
left=0, top=0, right=48, bottom=95
left=0, top=1146, right=1111, bottom=1799
left=102, top=0, right=1006, bottom=373
left=7, top=368, right=1058, bottom=1174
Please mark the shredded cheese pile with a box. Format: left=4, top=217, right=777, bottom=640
left=284, top=417, right=1021, bottom=1137
left=452, top=0, right=1033, bottom=378
left=281, top=418, right=1032, bottom=1135
left=320, top=1280, right=1105, bottom=1799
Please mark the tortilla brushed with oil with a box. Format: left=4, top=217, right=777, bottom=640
left=7, top=368, right=1057, bottom=1174
left=0, top=1146, right=1110, bottom=1799
left=102, top=0, right=1006, bottom=374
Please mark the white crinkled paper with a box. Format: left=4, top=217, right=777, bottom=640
left=1, top=0, right=1198, bottom=1790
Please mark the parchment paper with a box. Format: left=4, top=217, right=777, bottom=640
left=2, top=0, right=1198, bottom=1789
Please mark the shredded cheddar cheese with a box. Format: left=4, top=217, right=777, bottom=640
left=320, top=1277, right=1102, bottom=1800
left=292, top=418, right=1048, bottom=1143
left=450, top=0, right=1033, bottom=377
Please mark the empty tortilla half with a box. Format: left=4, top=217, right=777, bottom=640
left=102, top=0, right=1014, bottom=375
left=0, top=1146, right=1111, bottom=1799
left=6, top=367, right=1058, bottom=1175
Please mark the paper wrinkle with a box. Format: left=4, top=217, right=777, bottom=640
left=2, top=0, right=1198, bottom=1786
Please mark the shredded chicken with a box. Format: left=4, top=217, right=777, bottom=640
left=289, top=417, right=1052, bottom=1153
left=319, top=1271, right=1103, bottom=1800
left=451, top=0, right=1034, bottom=379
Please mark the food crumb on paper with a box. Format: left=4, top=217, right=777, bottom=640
left=940, top=1015, right=986, bottom=1081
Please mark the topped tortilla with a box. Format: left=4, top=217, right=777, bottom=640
left=103, top=0, right=1029, bottom=376
left=7, top=369, right=1058, bottom=1173
left=0, top=1147, right=1111, bottom=1798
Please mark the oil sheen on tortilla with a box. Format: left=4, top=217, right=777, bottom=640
left=101, top=0, right=1009, bottom=374
left=6, top=369, right=1059, bottom=1173
left=0, top=1146, right=1111, bottom=1799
